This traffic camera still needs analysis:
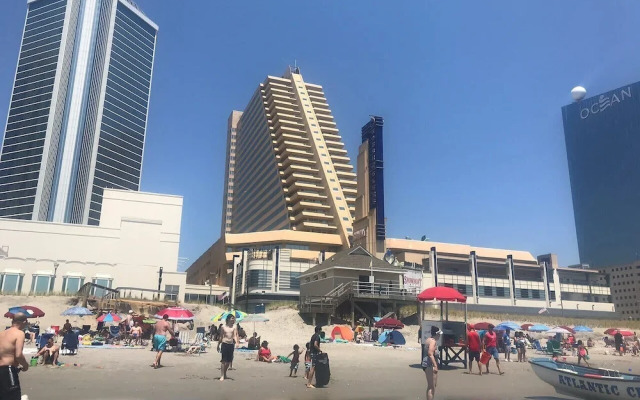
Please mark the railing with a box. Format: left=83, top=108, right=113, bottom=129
left=300, top=281, right=420, bottom=312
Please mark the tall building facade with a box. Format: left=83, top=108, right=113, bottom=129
left=353, top=116, right=386, bottom=256
left=230, top=67, right=357, bottom=247
left=220, top=110, right=242, bottom=235
left=562, top=82, right=640, bottom=268
left=0, top=0, right=157, bottom=225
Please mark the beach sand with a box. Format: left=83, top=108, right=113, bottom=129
left=4, top=296, right=639, bottom=399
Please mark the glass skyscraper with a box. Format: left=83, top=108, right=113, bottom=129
left=562, top=81, right=640, bottom=268
left=0, top=0, right=157, bottom=225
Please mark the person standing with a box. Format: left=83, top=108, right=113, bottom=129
left=152, top=314, right=174, bottom=369
left=306, top=326, right=322, bottom=388
left=217, top=315, right=238, bottom=381
left=0, top=313, right=29, bottom=400
left=422, top=326, right=441, bottom=400
left=502, top=329, right=512, bottom=362
left=615, top=330, right=624, bottom=356
left=483, top=324, right=503, bottom=375
left=467, top=325, right=482, bottom=375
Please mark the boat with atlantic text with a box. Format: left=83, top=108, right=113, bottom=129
left=530, top=357, right=640, bottom=400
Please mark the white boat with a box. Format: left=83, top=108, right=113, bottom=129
left=530, top=357, right=640, bottom=400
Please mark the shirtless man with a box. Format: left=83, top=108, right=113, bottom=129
left=0, top=313, right=29, bottom=400
left=152, top=314, right=174, bottom=369
left=217, top=315, right=238, bottom=381
left=35, top=337, right=60, bottom=365
left=130, top=322, right=143, bottom=346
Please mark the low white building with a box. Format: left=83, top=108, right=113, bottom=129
left=0, top=189, right=219, bottom=302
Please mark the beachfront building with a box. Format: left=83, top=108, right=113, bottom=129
left=600, top=262, right=640, bottom=320
left=186, top=230, right=342, bottom=311
left=0, top=188, right=224, bottom=302
left=562, top=81, right=640, bottom=268
left=386, top=239, right=614, bottom=315
left=228, top=66, right=357, bottom=246
left=187, top=66, right=361, bottom=308
left=0, top=0, right=157, bottom=225
left=352, top=116, right=386, bottom=257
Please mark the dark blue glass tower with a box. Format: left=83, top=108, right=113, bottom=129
left=562, top=81, right=640, bottom=267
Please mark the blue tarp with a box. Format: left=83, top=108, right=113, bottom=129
left=378, top=330, right=406, bottom=345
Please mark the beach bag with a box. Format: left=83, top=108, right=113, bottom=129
left=480, top=351, right=491, bottom=365
left=315, top=353, right=330, bottom=387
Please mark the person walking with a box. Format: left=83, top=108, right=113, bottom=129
left=615, top=330, right=624, bottom=356
left=483, top=324, right=504, bottom=375
left=0, top=313, right=29, bottom=400
left=577, top=340, right=590, bottom=367
left=152, top=314, right=174, bottom=369
left=467, top=325, right=482, bottom=375
left=217, top=314, right=238, bottom=381
left=502, top=329, right=512, bottom=362
left=422, top=326, right=441, bottom=400
left=306, top=326, right=322, bottom=388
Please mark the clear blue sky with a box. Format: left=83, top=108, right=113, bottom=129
left=1, top=1, right=639, bottom=269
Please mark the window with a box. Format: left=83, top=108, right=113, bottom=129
left=30, top=275, right=51, bottom=294
left=91, top=278, right=112, bottom=297
left=165, top=284, right=179, bottom=301
left=1, top=274, right=23, bottom=294
left=62, top=276, right=84, bottom=294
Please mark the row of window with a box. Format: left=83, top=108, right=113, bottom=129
left=0, top=273, right=111, bottom=296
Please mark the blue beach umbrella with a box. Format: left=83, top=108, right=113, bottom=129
left=496, top=321, right=520, bottom=331
left=573, top=325, right=593, bottom=333
left=62, top=306, right=93, bottom=316
left=528, top=324, right=551, bottom=332
left=8, top=306, right=28, bottom=315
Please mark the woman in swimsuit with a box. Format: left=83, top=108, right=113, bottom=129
left=422, top=326, right=441, bottom=400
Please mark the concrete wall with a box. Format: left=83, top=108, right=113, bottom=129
left=0, top=189, right=188, bottom=300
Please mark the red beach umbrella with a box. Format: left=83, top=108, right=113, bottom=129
left=4, top=305, right=45, bottom=319
left=472, top=322, right=492, bottom=330
left=558, top=325, right=575, bottom=334
left=521, top=323, right=533, bottom=331
left=97, top=312, right=121, bottom=322
left=154, top=307, right=194, bottom=321
left=374, top=318, right=404, bottom=329
left=605, top=328, right=624, bottom=335
left=417, top=286, right=467, bottom=303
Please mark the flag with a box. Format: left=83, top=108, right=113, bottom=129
left=217, top=292, right=228, bottom=301
left=538, top=307, right=548, bottom=314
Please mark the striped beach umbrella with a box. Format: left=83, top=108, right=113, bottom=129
left=212, top=310, right=247, bottom=323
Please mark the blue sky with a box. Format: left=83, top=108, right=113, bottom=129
left=1, top=1, right=639, bottom=269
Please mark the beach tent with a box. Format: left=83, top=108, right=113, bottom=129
left=378, top=330, right=406, bottom=345
left=331, top=325, right=354, bottom=341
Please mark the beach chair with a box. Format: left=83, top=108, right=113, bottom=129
left=109, top=326, right=121, bottom=344
left=37, top=333, right=54, bottom=350
left=534, top=340, right=546, bottom=354
left=61, top=331, right=79, bottom=355
left=186, top=333, right=206, bottom=356
left=547, top=341, right=562, bottom=357
left=178, top=331, right=190, bottom=351
left=81, top=325, right=91, bottom=335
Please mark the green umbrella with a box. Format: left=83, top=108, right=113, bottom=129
left=142, top=319, right=156, bottom=324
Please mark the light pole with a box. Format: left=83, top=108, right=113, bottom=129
left=157, top=267, right=163, bottom=300
left=51, top=262, right=59, bottom=293
left=208, top=272, right=215, bottom=306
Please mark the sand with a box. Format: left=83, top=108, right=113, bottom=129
left=3, top=296, right=639, bottom=399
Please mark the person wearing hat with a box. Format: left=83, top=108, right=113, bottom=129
left=422, top=326, right=441, bottom=400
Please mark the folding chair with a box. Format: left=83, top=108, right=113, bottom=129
left=178, top=331, right=190, bottom=351
left=61, top=331, right=79, bottom=355
left=109, top=326, right=121, bottom=344
left=186, top=333, right=206, bottom=356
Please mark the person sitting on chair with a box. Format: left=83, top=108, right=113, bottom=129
left=36, top=337, right=60, bottom=365
left=62, top=319, right=72, bottom=334
left=247, top=332, right=260, bottom=350
left=130, top=322, right=143, bottom=346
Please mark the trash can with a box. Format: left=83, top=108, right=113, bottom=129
left=254, top=304, right=265, bottom=314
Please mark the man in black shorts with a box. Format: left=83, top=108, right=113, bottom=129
left=306, top=326, right=322, bottom=388
left=467, top=325, right=482, bottom=375
left=0, top=313, right=29, bottom=400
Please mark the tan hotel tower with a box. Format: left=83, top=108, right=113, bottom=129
left=187, top=67, right=358, bottom=301
left=226, top=66, right=356, bottom=245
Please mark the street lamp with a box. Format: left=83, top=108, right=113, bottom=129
left=209, top=272, right=215, bottom=306
left=51, top=262, right=59, bottom=293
